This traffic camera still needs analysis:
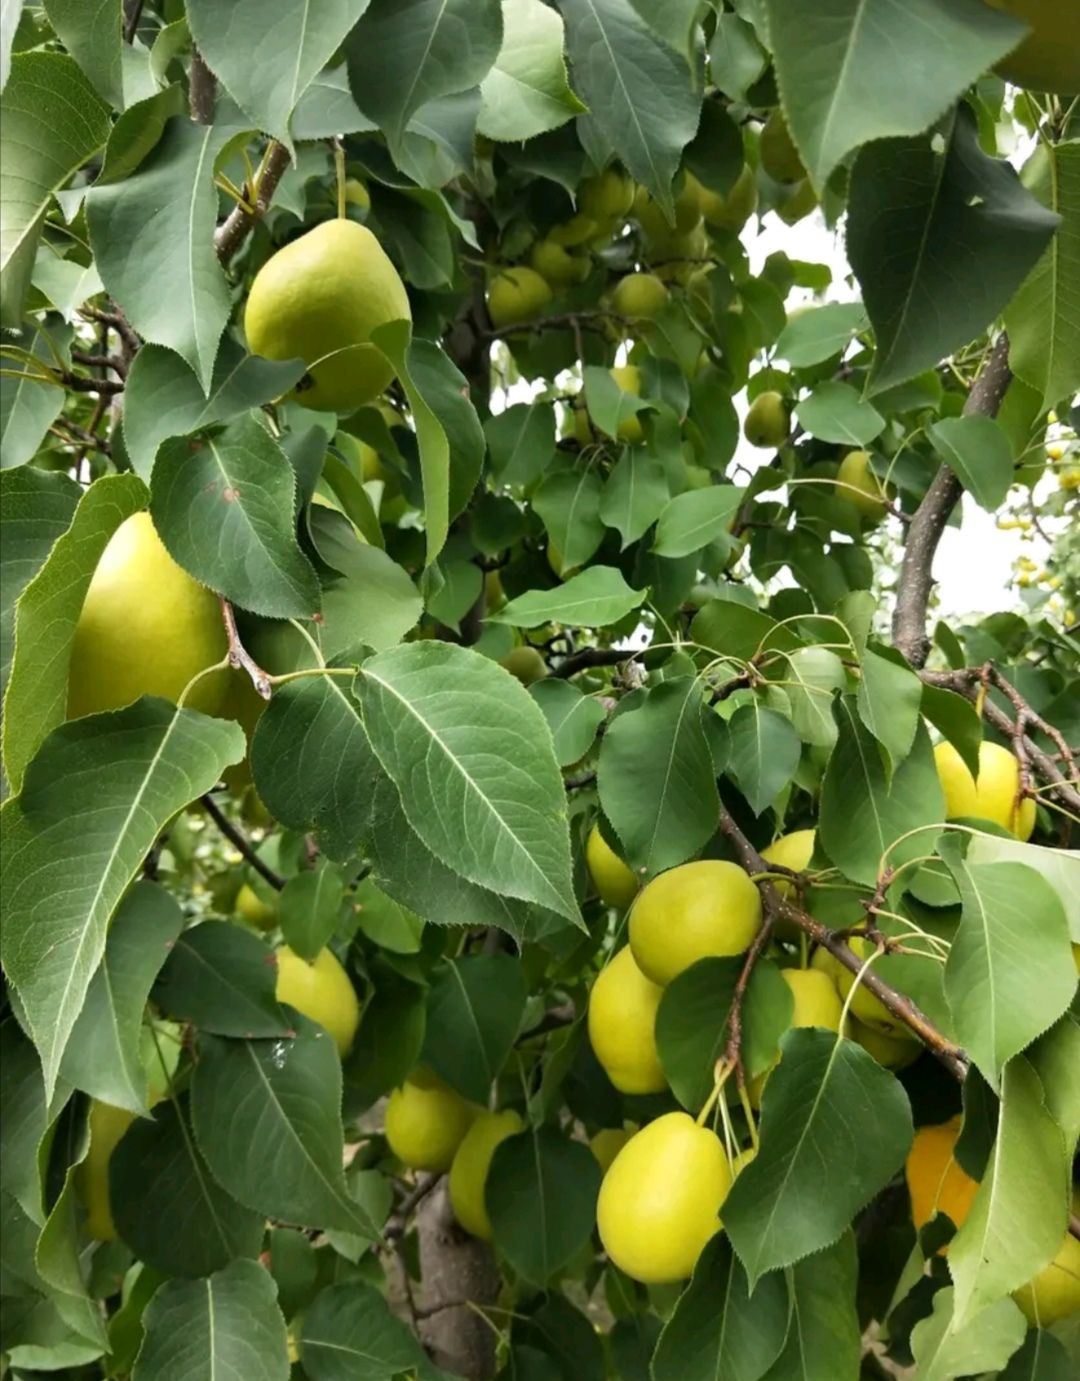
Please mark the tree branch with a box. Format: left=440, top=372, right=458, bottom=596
left=892, top=333, right=1012, bottom=667
left=201, top=794, right=284, bottom=890
left=717, top=807, right=969, bottom=1080
left=189, top=48, right=216, bottom=125
left=215, top=141, right=292, bottom=266
left=221, top=599, right=272, bottom=698
left=552, top=646, right=639, bottom=679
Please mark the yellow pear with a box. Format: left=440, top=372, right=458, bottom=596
left=760, top=829, right=815, bottom=900
left=1013, top=1214, right=1080, bottom=1325
left=580, top=169, right=635, bottom=220
left=850, top=1016, right=922, bottom=1070
left=68, top=512, right=228, bottom=719
left=384, top=1070, right=477, bottom=1172
left=629, top=860, right=762, bottom=987
left=906, top=1116, right=978, bottom=1250
left=500, top=645, right=548, bottom=685
left=759, top=110, right=804, bottom=183
left=934, top=741, right=1036, bottom=840
left=235, top=882, right=277, bottom=931
left=984, top=1, right=1079, bottom=94
left=597, top=1112, right=732, bottom=1283
left=530, top=238, right=590, bottom=286
left=836, top=450, right=892, bottom=522
left=743, top=391, right=790, bottom=448
left=76, top=1101, right=137, bottom=1240
left=610, top=272, right=669, bottom=320
left=487, top=267, right=553, bottom=327
left=610, top=364, right=644, bottom=443
left=245, top=220, right=410, bottom=413
left=749, top=968, right=844, bottom=1106
left=275, top=945, right=360, bottom=1056
left=698, top=165, right=758, bottom=232
left=833, top=936, right=921, bottom=1039
left=448, top=1109, right=524, bottom=1239
left=587, top=945, right=667, bottom=1094
left=589, top=1126, right=635, bottom=1175
left=586, top=825, right=639, bottom=910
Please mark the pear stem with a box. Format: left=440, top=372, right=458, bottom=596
left=334, top=139, right=346, bottom=219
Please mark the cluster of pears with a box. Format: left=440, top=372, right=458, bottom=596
left=906, top=1115, right=1080, bottom=1325
left=383, top=1069, right=523, bottom=1241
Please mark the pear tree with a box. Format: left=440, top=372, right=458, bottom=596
left=1, top=2, right=1079, bottom=1379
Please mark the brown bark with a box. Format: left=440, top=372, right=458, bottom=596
left=415, top=1184, right=500, bottom=1379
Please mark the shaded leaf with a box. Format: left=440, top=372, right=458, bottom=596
left=653, top=485, right=742, bottom=560
left=422, top=955, right=527, bottom=1103
left=154, top=922, right=291, bottom=1038
left=300, top=1281, right=424, bottom=1381
left=490, top=565, right=646, bottom=629
left=796, top=382, right=884, bottom=447
left=599, top=451, right=669, bottom=549
left=928, top=415, right=1014, bottom=512
left=909, top=1286, right=1026, bottom=1381
left=726, top=701, right=801, bottom=816
left=528, top=679, right=606, bottom=767
left=775, top=303, right=868, bottom=367
left=856, top=645, right=922, bottom=773
left=0, top=320, right=71, bottom=467
left=278, top=864, right=345, bottom=963
left=760, top=1233, right=861, bottom=1381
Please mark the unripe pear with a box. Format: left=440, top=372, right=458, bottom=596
left=76, top=1101, right=137, bottom=1240
left=500, top=645, right=548, bottom=685
left=836, top=450, right=893, bottom=522
left=610, top=364, right=644, bottom=443
left=587, top=945, right=667, bottom=1094
left=586, top=825, right=639, bottom=910
left=609, top=272, right=669, bottom=320
left=275, top=946, right=360, bottom=1056
left=580, top=169, right=635, bottom=221
left=549, top=213, right=599, bottom=247
left=486, top=266, right=552, bottom=327
left=448, top=1109, right=524, bottom=1239
left=698, top=165, right=758, bottom=232
left=597, top=1112, right=732, bottom=1283
left=530, top=238, right=590, bottom=286
left=650, top=222, right=708, bottom=283
left=759, top=110, right=804, bottom=183
left=589, top=1126, right=634, bottom=1174
left=743, top=391, right=790, bottom=448
left=384, top=1070, right=477, bottom=1172
left=343, top=178, right=370, bottom=212
left=68, top=512, right=228, bottom=719
left=236, top=882, right=277, bottom=931
left=630, top=860, right=762, bottom=987
left=983, top=1, right=1080, bottom=95
left=934, top=741, right=1036, bottom=840
left=1013, top=1221, right=1080, bottom=1325
left=850, top=1017, right=922, bottom=1070
left=245, top=220, right=410, bottom=413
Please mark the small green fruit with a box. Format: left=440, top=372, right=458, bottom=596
left=759, top=110, right=804, bottom=183
left=586, top=825, right=639, bottom=910
left=501, top=645, right=548, bottom=685
left=487, top=267, right=553, bottom=327
left=835, top=450, right=892, bottom=521
left=579, top=169, right=635, bottom=220
left=609, top=272, right=669, bottom=319
left=743, top=391, right=790, bottom=448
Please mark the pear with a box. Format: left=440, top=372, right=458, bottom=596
left=743, top=391, right=790, bottom=448
left=585, top=825, right=639, bottom=910
left=275, top=945, right=360, bottom=1056
left=235, top=882, right=277, bottom=931
left=609, top=272, right=669, bottom=320
left=487, top=267, right=553, bottom=327
left=836, top=450, right=893, bottom=522
left=934, top=741, right=1036, bottom=840
left=587, top=945, right=667, bottom=1094
left=501, top=645, right=548, bottom=685
left=609, top=364, right=645, bottom=443
left=630, top=860, right=762, bottom=986
left=448, top=1109, right=524, bottom=1239
left=245, top=220, right=410, bottom=413
left=384, top=1070, right=477, bottom=1172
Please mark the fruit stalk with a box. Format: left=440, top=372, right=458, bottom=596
left=717, top=807, right=969, bottom=1079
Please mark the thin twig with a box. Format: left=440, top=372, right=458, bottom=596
left=722, top=913, right=775, bottom=1085
left=552, top=646, right=638, bottom=679
left=79, top=306, right=141, bottom=356
left=122, top=0, right=144, bottom=43
left=201, top=794, right=284, bottom=890
left=220, top=599, right=273, bottom=698
left=70, top=349, right=127, bottom=378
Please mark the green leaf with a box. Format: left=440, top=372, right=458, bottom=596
left=909, top=1286, right=1026, bottom=1381
left=421, top=955, right=527, bottom=1103
left=154, top=922, right=291, bottom=1039
left=655, top=956, right=793, bottom=1112
left=920, top=683, right=982, bottom=780
left=760, top=1233, right=861, bottom=1381
left=0, top=52, right=110, bottom=326
left=111, top=1097, right=267, bottom=1279
left=42, top=0, right=155, bottom=109
left=490, top=565, right=646, bottom=629
left=927, top=416, right=1014, bottom=512
left=0, top=320, right=70, bottom=468
left=343, top=960, right=425, bottom=1115
left=191, top=1014, right=378, bottom=1238
left=599, top=451, right=669, bottom=549
left=87, top=109, right=249, bottom=391
left=0, top=467, right=80, bottom=702
left=187, top=0, right=370, bottom=152
left=560, top=0, right=701, bottom=217
left=1, top=472, right=148, bottom=791
left=97, top=83, right=187, bottom=185
left=1029, top=1014, right=1080, bottom=1154
left=300, top=1282, right=425, bottom=1381
left=708, top=11, right=767, bottom=103
left=653, top=485, right=743, bottom=560
left=484, top=400, right=555, bottom=488
left=1, top=702, right=243, bottom=1096
left=356, top=641, right=579, bottom=923
left=998, top=1330, right=1074, bottom=1381
left=1005, top=140, right=1080, bottom=412
left=487, top=1125, right=601, bottom=1285
left=528, top=679, right=606, bottom=767
left=251, top=664, right=375, bottom=863
left=278, top=863, right=345, bottom=962
left=533, top=465, right=606, bottom=572
left=778, top=645, right=846, bottom=750
left=651, top=1234, right=788, bottom=1381
left=31, top=254, right=102, bottom=321
left=123, top=341, right=306, bottom=480
left=401, top=337, right=485, bottom=524
left=949, top=1057, right=1069, bottom=1327
left=345, top=0, right=503, bottom=154
left=723, top=1029, right=913, bottom=1286
left=478, top=0, right=586, bottom=141
left=856, top=645, right=922, bottom=773
left=151, top=414, right=320, bottom=620
left=309, top=529, right=422, bottom=652
left=775, top=303, right=868, bottom=367
left=819, top=702, right=943, bottom=886
left=583, top=364, right=650, bottom=440
left=353, top=877, right=423, bottom=954
left=726, top=701, right=801, bottom=816
left=35, top=1107, right=107, bottom=1348
left=60, top=883, right=183, bottom=1114
left=795, top=381, right=884, bottom=447
left=941, top=850, right=1074, bottom=1088
left=132, top=1259, right=289, bottom=1381
left=848, top=104, right=1059, bottom=395
left=964, top=835, right=1080, bottom=943
left=691, top=600, right=800, bottom=664
left=765, top=0, right=1025, bottom=191
left=598, top=678, right=718, bottom=876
